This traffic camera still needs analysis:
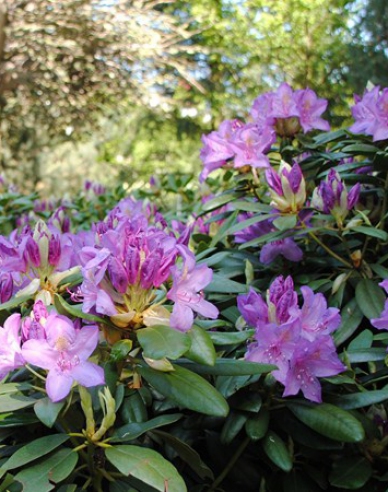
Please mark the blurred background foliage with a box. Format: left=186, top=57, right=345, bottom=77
left=0, top=0, right=387, bottom=196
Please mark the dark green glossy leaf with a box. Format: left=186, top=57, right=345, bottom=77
left=334, top=298, right=364, bottom=346
left=120, top=392, right=148, bottom=424
left=34, top=398, right=65, bottom=428
left=245, top=408, right=269, bottom=441
left=205, top=274, right=247, bottom=294
left=355, top=279, right=385, bottom=320
left=328, top=386, right=388, bottom=409
left=3, top=434, right=70, bottom=470
left=176, top=358, right=275, bottom=376
left=221, top=410, right=248, bottom=444
left=110, top=340, right=133, bottom=362
left=288, top=402, right=365, bottom=443
left=262, top=431, right=293, bottom=472
left=110, top=413, right=182, bottom=443
left=348, top=329, right=373, bottom=350
left=137, top=325, right=191, bottom=360
left=346, top=348, right=386, bottom=362
left=0, top=412, right=39, bottom=428
left=13, top=448, right=78, bottom=492
left=216, top=374, right=261, bottom=398
left=0, top=394, right=35, bottom=412
left=138, top=364, right=229, bottom=417
left=329, top=457, right=372, bottom=489
left=105, top=445, right=187, bottom=492
left=185, top=325, right=216, bottom=365
left=151, top=430, right=214, bottom=481
left=350, top=226, right=388, bottom=241
left=208, top=329, right=255, bottom=345
left=273, top=214, right=298, bottom=231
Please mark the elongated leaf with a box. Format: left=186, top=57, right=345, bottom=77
left=13, top=448, right=78, bottom=492
left=138, top=364, right=229, bottom=417
left=202, top=193, right=239, bottom=212
left=176, top=358, right=275, bottom=375
left=185, top=325, right=216, bottom=366
left=221, top=411, right=248, bottom=444
left=34, top=398, right=65, bottom=428
left=273, top=214, right=298, bottom=231
left=355, top=279, right=385, bottom=320
left=105, top=445, right=187, bottom=492
left=208, top=329, right=255, bottom=345
left=151, top=430, right=214, bottom=480
left=0, top=383, right=31, bottom=395
left=245, top=408, right=269, bottom=441
left=346, top=348, right=386, bottom=362
left=350, top=226, right=388, bottom=241
left=328, top=386, right=388, bottom=409
left=3, top=434, right=70, bottom=470
left=329, top=457, right=372, bottom=489
left=205, top=274, right=247, bottom=294
left=262, top=431, right=293, bottom=472
left=110, top=413, right=182, bottom=443
left=137, top=325, right=191, bottom=360
left=288, top=402, right=365, bottom=443
left=0, top=412, right=39, bottom=427
left=0, top=294, right=31, bottom=312
left=231, top=201, right=273, bottom=213
left=334, top=298, right=364, bottom=346
left=0, top=394, right=35, bottom=412
left=216, top=374, right=261, bottom=398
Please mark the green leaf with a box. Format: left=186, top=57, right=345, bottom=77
left=0, top=383, right=31, bottom=395
left=273, top=214, right=298, bottom=231
left=346, top=347, right=386, bottom=362
left=34, top=398, right=65, bottom=428
left=185, top=325, right=216, bottom=365
left=288, top=402, right=365, bottom=443
left=110, top=413, right=183, bottom=443
left=0, top=394, right=35, bottom=412
left=13, top=448, right=78, bottom=492
left=329, top=457, right=372, bottom=489
left=0, top=412, right=39, bottom=428
left=105, top=445, right=187, bottom=492
left=245, top=408, right=269, bottom=441
left=3, top=434, right=70, bottom=470
left=262, top=431, right=293, bottom=472
left=120, top=392, right=148, bottom=424
left=176, top=358, right=275, bottom=375
left=110, top=340, right=133, bottom=362
left=0, top=294, right=32, bottom=312
left=202, top=193, right=239, bottom=212
left=328, top=386, right=388, bottom=409
left=150, top=430, right=214, bottom=481
left=205, top=274, right=247, bottom=294
left=334, top=298, right=364, bottom=346
left=355, top=279, right=386, bottom=320
left=341, top=143, right=379, bottom=153
left=216, top=374, right=260, bottom=399
left=348, top=329, right=373, bottom=350
left=221, top=411, right=248, bottom=444
left=350, top=226, right=388, bottom=241
left=138, top=364, right=229, bottom=417
left=208, top=329, right=255, bottom=345
left=137, top=325, right=191, bottom=360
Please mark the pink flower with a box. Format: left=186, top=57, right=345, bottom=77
left=22, top=314, right=104, bottom=402
left=167, top=246, right=218, bottom=332
left=349, top=86, right=388, bottom=141
left=0, top=313, right=25, bottom=379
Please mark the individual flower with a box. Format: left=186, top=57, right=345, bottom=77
left=167, top=246, right=219, bottom=332
left=266, top=161, right=306, bottom=213
left=22, top=312, right=104, bottom=402
left=349, top=86, right=388, bottom=141
left=0, top=313, right=25, bottom=379
left=260, top=237, right=303, bottom=264
left=311, top=169, right=360, bottom=226
left=371, top=280, right=388, bottom=330
left=283, top=336, right=346, bottom=402
left=229, top=124, right=275, bottom=169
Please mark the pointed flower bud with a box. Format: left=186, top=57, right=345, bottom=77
left=266, top=161, right=306, bottom=213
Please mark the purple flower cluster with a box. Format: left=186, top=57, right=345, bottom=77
left=200, top=83, right=329, bottom=182
left=371, top=280, right=388, bottom=330
left=251, top=82, right=330, bottom=135
left=350, top=86, right=388, bottom=141
left=237, top=276, right=345, bottom=402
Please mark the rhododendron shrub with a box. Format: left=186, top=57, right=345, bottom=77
left=2, top=83, right=388, bottom=491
